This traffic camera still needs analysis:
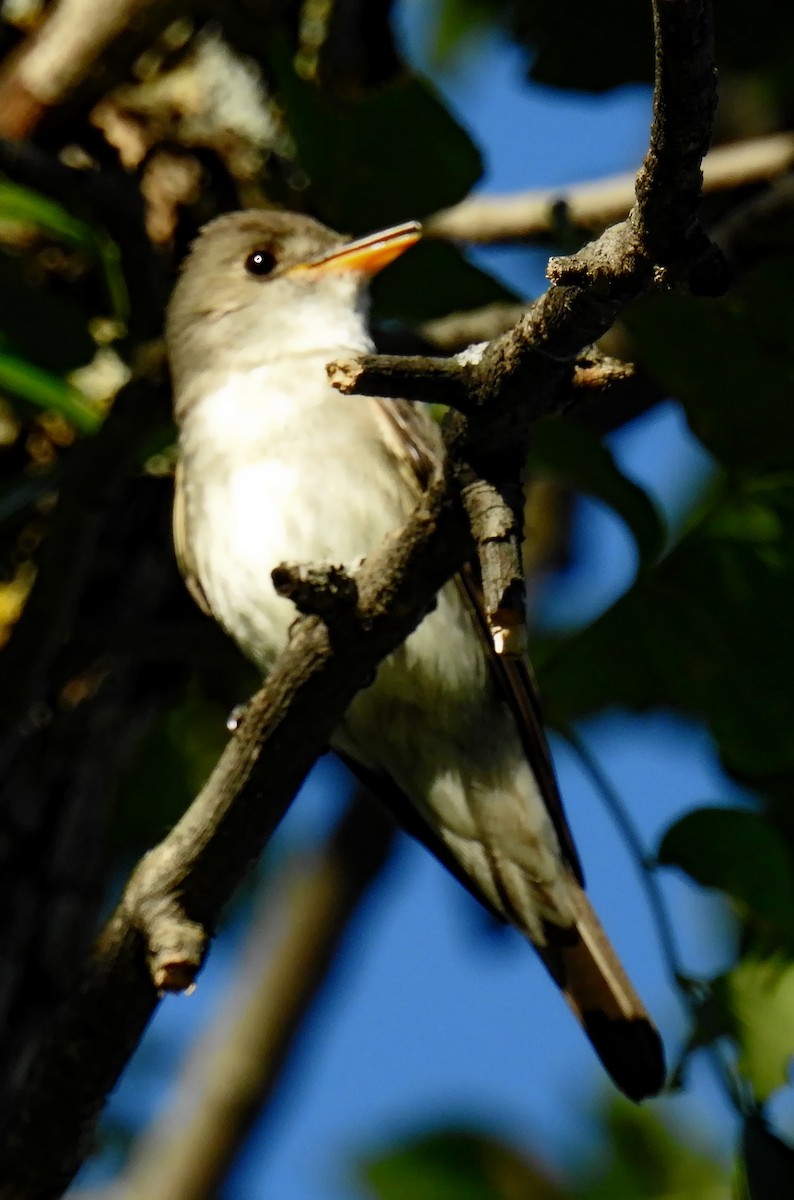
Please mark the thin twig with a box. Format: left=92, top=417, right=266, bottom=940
left=563, top=726, right=750, bottom=1115
left=563, top=727, right=686, bottom=984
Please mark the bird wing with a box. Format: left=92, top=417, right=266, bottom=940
left=372, top=396, right=583, bottom=882
left=371, top=396, right=665, bottom=1102
left=173, top=459, right=214, bottom=618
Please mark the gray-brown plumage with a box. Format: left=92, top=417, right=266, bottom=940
left=166, top=209, right=665, bottom=1101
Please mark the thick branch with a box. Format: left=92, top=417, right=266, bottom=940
left=632, top=0, right=718, bottom=266
left=427, top=132, right=794, bottom=245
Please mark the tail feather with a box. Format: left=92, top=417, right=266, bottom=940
left=538, top=883, right=666, bottom=1102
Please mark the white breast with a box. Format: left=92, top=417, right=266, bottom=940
left=179, top=362, right=417, bottom=672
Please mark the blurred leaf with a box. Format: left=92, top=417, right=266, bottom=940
left=510, top=0, right=654, bottom=91
left=537, top=474, right=794, bottom=778
left=429, top=0, right=497, bottom=66
left=715, top=957, right=794, bottom=1100
left=529, top=418, right=666, bottom=570
left=573, top=1100, right=729, bottom=1200
left=741, top=1115, right=794, bottom=1200
left=658, top=807, right=794, bottom=940
left=499, top=0, right=794, bottom=105
left=627, top=259, right=794, bottom=472
left=271, top=49, right=482, bottom=231
left=0, top=254, right=95, bottom=373
left=0, top=181, right=98, bottom=245
left=113, top=686, right=228, bottom=854
left=0, top=472, right=57, bottom=527
left=0, top=351, right=102, bottom=433
left=372, top=238, right=518, bottom=323
left=362, top=1129, right=566, bottom=1200
left=0, top=180, right=128, bottom=320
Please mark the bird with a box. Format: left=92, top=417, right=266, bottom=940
left=165, top=208, right=665, bottom=1101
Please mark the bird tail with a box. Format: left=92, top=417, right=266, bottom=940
left=537, top=881, right=665, bottom=1102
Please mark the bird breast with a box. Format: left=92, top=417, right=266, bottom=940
left=177, top=361, right=472, bottom=690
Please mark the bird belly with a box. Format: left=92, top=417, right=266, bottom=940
left=181, top=385, right=572, bottom=937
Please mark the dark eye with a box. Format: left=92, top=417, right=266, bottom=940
left=245, top=248, right=276, bottom=277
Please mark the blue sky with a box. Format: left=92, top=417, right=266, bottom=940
left=75, top=13, right=754, bottom=1199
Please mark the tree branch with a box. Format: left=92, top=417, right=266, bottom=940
left=327, top=351, right=476, bottom=411
left=427, top=132, right=794, bottom=245
left=113, top=792, right=396, bottom=1200
left=0, top=0, right=186, bottom=139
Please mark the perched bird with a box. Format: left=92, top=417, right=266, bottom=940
left=166, top=209, right=665, bottom=1100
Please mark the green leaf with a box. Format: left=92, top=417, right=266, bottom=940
left=114, top=687, right=229, bottom=854
left=0, top=352, right=102, bottom=433
left=658, top=807, right=794, bottom=940
left=578, top=1101, right=729, bottom=1200
left=270, top=49, right=483, bottom=231
left=372, top=238, right=518, bottom=323
left=626, top=258, right=794, bottom=473
left=536, top=473, right=794, bottom=778
left=715, top=957, right=794, bottom=1100
left=429, top=0, right=497, bottom=66
left=362, top=1130, right=565, bottom=1200
left=510, top=0, right=654, bottom=91
left=529, top=418, right=666, bottom=570
left=742, top=1116, right=794, bottom=1200
left=0, top=181, right=96, bottom=245
left=503, top=0, right=794, bottom=101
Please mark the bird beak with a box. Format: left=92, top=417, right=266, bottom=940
left=291, top=221, right=422, bottom=278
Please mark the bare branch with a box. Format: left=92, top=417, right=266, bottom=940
left=114, top=794, right=395, bottom=1200
left=567, top=353, right=664, bottom=434
left=328, top=351, right=475, bottom=412
left=0, top=0, right=185, bottom=138
left=428, top=132, right=794, bottom=245
left=419, top=304, right=529, bottom=351
left=271, top=562, right=359, bottom=622
left=632, top=0, right=718, bottom=267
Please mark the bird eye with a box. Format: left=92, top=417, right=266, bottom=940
left=245, top=249, right=276, bottom=277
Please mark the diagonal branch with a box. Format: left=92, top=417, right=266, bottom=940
left=112, top=791, right=396, bottom=1200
